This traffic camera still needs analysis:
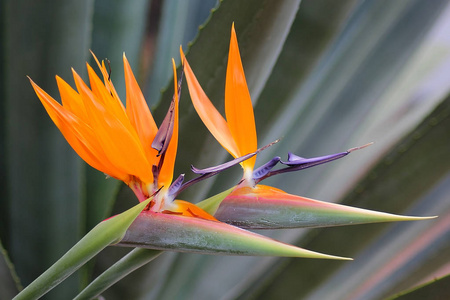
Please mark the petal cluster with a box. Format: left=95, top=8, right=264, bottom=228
left=183, top=24, right=434, bottom=230
left=30, top=54, right=183, bottom=208
left=30, top=55, right=156, bottom=190
left=182, top=23, right=257, bottom=178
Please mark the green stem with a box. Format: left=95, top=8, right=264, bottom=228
left=13, top=199, right=150, bottom=300
left=74, top=248, right=162, bottom=300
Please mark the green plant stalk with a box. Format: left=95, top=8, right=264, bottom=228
left=73, top=187, right=244, bottom=299
left=13, top=199, right=150, bottom=300
left=74, top=248, right=162, bottom=300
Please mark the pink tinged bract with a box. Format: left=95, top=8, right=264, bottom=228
left=212, top=185, right=436, bottom=229
left=116, top=210, right=352, bottom=260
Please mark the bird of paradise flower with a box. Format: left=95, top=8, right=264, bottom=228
left=182, top=24, right=433, bottom=229
left=28, top=51, right=352, bottom=260
left=20, top=23, right=437, bottom=300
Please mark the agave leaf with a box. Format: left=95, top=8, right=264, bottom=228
left=13, top=199, right=150, bottom=300
left=214, top=185, right=435, bottom=229
left=117, top=211, right=350, bottom=260
left=4, top=0, right=94, bottom=298
left=90, top=0, right=150, bottom=101
left=146, top=0, right=218, bottom=107
left=260, top=0, right=449, bottom=199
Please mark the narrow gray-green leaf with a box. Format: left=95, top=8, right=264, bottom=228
left=74, top=248, right=162, bottom=300
left=388, top=274, right=450, bottom=300
left=146, top=0, right=218, bottom=108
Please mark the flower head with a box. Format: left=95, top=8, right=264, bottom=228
left=182, top=24, right=430, bottom=229
left=28, top=51, right=357, bottom=261
left=182, top=24, right=360, bottom=187
left=29, top=53, right=213, bottom=220
left=181, top=23, right=257, bottom=183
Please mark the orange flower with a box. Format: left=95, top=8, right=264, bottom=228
left=181, top=23, right=257, bottom=183
left=182, top=24, right=365, bottom=187
left=183, top=25, right=432, bottom=230
left=29, top=53, right=214, bottom=220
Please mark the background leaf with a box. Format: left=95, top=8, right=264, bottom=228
left=0, top=240, right=21, bottom=300
left=389, top=274, right=450, bottom=300
left=3, top=0, right=94, bottom=298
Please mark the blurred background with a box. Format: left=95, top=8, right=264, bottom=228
left=2, top=0, right=450, bottom=299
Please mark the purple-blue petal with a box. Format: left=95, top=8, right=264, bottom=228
left=151, top=75, right=183, bottom=155
left=252, top=156, right=281, bottom=179
left=168, top=174, right=185, bottom=197
left=281, top=151, right=349, bottom=167
left=191, top=152, right=258, bottom=174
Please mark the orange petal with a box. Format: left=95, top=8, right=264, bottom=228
left=157, top=59, right=179, bottom=188
left=86, top=63, right=130, bottom=128
left=169, top=200, right=218, bottom=221
left=90, top=50, right=122, bottom=107
left=72, top=69, right=153, bottom=184
left=123, top=54, right=159, bottom=165
left=225, top=24, right=257, bottom=171
left=181, top=48, right=240, bottom=158
left=29, top=78, right=127, bottom=181
left=56, top=76, right=88, bottom=122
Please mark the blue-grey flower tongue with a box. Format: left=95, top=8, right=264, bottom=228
left=265, top=142, right=374, bottom=178
left=281, top=151, right=350, bottom=168
left=167, top=174, right=185, bottom=198
left=248, top=143, right=373, bottom=184
left=177, top=152, right=259, bottom=196
left=252, top=156, right=281, bottom=179
left=173, top=140, right=280, bottom=197
left=151, top=73, right=183, bottom=156
left=191, top=139, right=281, bottom=175
left=191, top=152, right=259, bottom=175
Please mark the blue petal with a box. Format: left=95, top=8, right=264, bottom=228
left=252, top=156, right=281, bottom=179
left=281, top=151, right=349, bottom=168
left=168, top=174, right=185, bottom=198
left=151, top=75, right=183, bottom=156
left=191, top=152, right=258, bottom=174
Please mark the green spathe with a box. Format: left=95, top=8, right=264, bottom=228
left=213, top=185, right=436, bottom=229
left=117, top=210, right=351, bottom=260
